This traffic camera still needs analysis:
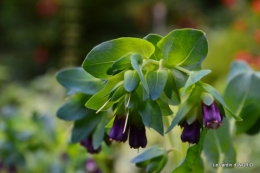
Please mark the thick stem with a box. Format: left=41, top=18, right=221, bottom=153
left=173, top=65, right=191, bottom=74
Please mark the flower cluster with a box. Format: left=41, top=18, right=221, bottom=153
left=180, top=99, right=223, bottom=144
left=109, top=115, right=147, bottom=149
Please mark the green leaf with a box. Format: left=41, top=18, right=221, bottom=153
left=171, top=68, right=189, bottom=89
left=224, top=63, right=260, bottom=134
left=138, top=100, right=153, bottom=127
left=105, top=116, right=115, bottom=128
left=82, top=38, right=155, bottom=79
left=56, top=67, right=104, bottom=95
left=200, top=92, right=214, bottom=106
left=199, top=82, right=242, bottom=121
left=71, top=112, right=103, bottom=143
left=57, top=94, right=94, bottom=121
left=92, top=114, right=109, bottom=149
left=172, top=130, right=206, bottom=173
left=147, top=69, right=168, bottom=100
left=124, top=70, right=140, bottom=92
left=156, top=99, right=173, bottom=116
left=111, top=84, right=126, bottom=102
left=146, top=155, right=168, bottom=173
left=150, top=100, right=164, bottom=135
left=144, top=34, right=164, bottom=60
left=203, top=118, right=236, bottom=165
left=131, top=54, right=149, bottom=93
left=227, top=60, right=253, bottom=83
left=111, top=53, right=132, bottom=71
left=166, top=89, right=200, bottom=133
left=157, top=29, right=208, bottom=70
left=85, top=73, right=124, bottom=111
left=131, top=145, right=166, bottom=163
left=182, top=70, right=211, bottom=95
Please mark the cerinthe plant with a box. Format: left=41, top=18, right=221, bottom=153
left=56, top=28, right=242, bottom=172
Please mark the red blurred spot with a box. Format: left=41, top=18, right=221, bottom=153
left=251, top=0, right=260, bottom=14
left=233, top=20, right=247, bottom=32
left=33, top=47, right=49, bottom=65
left=234, top=50, right=253, bottom=62
left=255, top=30, right=260, bottom=43
left=36, top=0, right=59, bottom=17
left=221, top=0, right=237, bottom=8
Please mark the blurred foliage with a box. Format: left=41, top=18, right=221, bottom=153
left=1, top=0, right=260, bottom=172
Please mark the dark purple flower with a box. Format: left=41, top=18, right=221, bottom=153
left=202, top=101, right=223, bottom=129
left=109, top=115, right=129, bottom=142
left=80, top=136, right=101, bottom=154
left=129, top=124, right=147, bottom=149
left=85, top=159, right=102, bottom=173
left=181, top=120, right=201, bottom=144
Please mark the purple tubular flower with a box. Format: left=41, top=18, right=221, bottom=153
left=129, top=124, right=147, bottom=149
left=80, top=136, right=101, bottom=154
left=202, top=101, right=223, bottom=129
left=181, top=120, right=201, bottom=144
left=109, top=115, right=129, bottom=142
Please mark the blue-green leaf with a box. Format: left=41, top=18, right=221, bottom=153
left=131, top=54, right=149, bottom=93
left=71, top=112, right=103, bottom=143
left=157, top=29, right=208, bottom=70
left=182, top=70, right=211, bottom=95
left=83, top=38, right=155, bottom=79
left=131, top=145, right=166, bottom=163
left=172, top=130, right=206, bottom=173
left=147, top=69, right=168, bottom=100
left=56, top=67, right=104, bottom=95
left=124, top=70, right=140, bottom=92
left=92, top=114, right=110, bottom=149
left=203, top=118, right=236, bottom=165
left=166, top=88, right=200, bottom=133
left=57, top=94, right=94, bottom=121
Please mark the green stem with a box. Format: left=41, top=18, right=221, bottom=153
left=142, top=59, right=191, bottom=74
left=172, top=65, right=191, bottom=74
left=214, top=130, right=224, bottom=173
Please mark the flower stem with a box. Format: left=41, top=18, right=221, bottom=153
left=172, top=65, right=191, bottom=74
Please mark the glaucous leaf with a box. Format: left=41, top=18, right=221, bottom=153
left=157, top=29, right=208, bottom=70
left=124, top=70, right=140, bottom=92
left=83, top=38, right=154, bottom=79
left=147, top=69, right=168, bottom=100
left=92, top=114, right=109, bottom=149
left=57, top=94, right=94, bottom=121
left=71, top=112, right=103, bottom=143
left=166, top=89, right=200, bottom=133
left=144, top=34, right=164, bottom=60
left=203, top=118, right=236, bottom=165
left=85, top=73, right=124, bottom=111
left=224, top=61, right=260, bottom=134
left=131, top=54, right=149, bottom=94
left=56, top=67, right=104, bottom=95
left=131, top=145, right=166, bottom=163
left=182, top=70, right=211, bottom=95
left=172, top=130, right=206, bottom=173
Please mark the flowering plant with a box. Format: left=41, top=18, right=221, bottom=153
left=55, top=28, right=260, bottom=172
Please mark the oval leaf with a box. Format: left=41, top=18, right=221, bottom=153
left=83, top=38, right=155, bottom=79
left=124, top=70, right=140, bottom=92
left=157, top=29, right=208, bottom=70
left=56, top=67, right=104, bottom=95
left=147, top=69, right=168, bottom=100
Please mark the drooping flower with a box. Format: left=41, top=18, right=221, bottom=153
left=129, top=124, right=147, bottom=149
left=80, top=136, right=101, bottom=154
left=202, top=101, right=223, bottom=129
left=181, top=119, right=201, bottom=144
left=109, top=115, right=129, bottom=142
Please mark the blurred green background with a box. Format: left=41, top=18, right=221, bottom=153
left=1, top=0, right=260, bottom=172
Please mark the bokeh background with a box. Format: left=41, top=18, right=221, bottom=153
left=1, top=0, right=260, bottom=172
